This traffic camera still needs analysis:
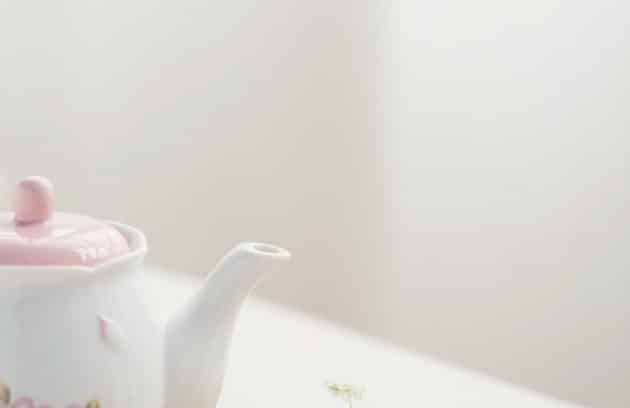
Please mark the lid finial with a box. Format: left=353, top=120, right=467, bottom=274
left=14, top=176, right=54, bottom=224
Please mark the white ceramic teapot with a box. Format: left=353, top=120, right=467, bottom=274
left=0, top=177, right=291, bottom=408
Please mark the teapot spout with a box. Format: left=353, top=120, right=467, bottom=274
left=164, top=242, right=290, bottom=408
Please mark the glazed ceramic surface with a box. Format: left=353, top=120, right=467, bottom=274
left=0, top=177, right=291, bottom=408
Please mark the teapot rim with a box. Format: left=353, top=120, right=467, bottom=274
left=0, top=222, right=147, bottom=286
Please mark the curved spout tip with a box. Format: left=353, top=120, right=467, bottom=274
left=238, top=242, right=291, bottom=261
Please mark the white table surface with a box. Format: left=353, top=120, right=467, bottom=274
left=144, top=269, right=581, bottom=408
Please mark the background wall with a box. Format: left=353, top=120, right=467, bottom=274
left=389, top=1, right=629, bottom=408
left=0, top=1, right=628, bottom=407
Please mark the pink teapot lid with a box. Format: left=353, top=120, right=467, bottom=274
left=0, top=176, right=130, bottom=266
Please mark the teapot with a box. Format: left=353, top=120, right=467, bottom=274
left=0, top=177, right=291, bottom=408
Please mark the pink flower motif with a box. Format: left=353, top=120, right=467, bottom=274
left=0, top=393, right=95, bottom=408
left=10, top=397, right=34, bottom=408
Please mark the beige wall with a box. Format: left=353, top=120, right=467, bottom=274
left=389, top=1, right=630, bottom=406
left=1, top=1, right=629, bottom=407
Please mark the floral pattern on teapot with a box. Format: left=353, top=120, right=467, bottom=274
left=0, top=380, right=100, bottom=408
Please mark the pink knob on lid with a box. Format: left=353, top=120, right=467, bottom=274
left=14, top=176, right=54, bottom=224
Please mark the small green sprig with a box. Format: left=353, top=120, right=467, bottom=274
left=327, top=383, right=363, bottom=408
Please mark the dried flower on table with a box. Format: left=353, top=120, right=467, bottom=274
left=327, top=382, right=363, bottom=408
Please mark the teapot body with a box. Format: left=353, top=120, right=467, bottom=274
left=0, top=177, right=292, bottom=408
left=0, top=224, right=162, bottom=408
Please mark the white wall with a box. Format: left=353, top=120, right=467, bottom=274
left=1, top=1, right=628, bottom=407
left=389, top=1, right=630, bottom=407
left=0, top=0, right=387, bottom=334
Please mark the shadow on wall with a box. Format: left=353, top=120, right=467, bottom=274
left=0, top=0, right=389, bottom=373
left=0, top=0, right=388, bottom=337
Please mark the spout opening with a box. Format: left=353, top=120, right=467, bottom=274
left=244, top=242, right=291, bottom=260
